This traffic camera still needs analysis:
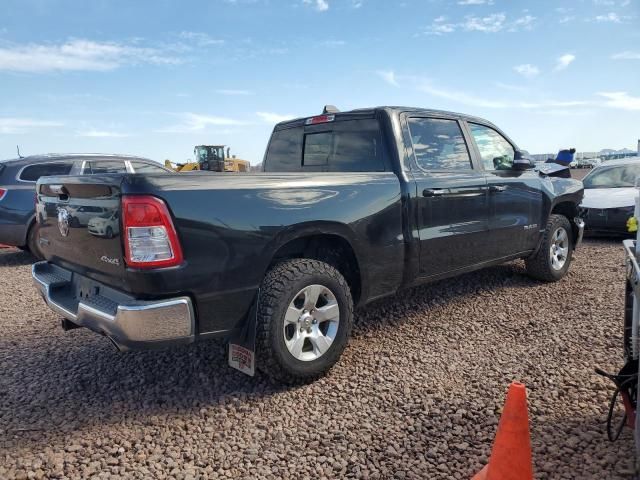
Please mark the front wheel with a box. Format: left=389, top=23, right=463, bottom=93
left=525, top=214, right=573, bottom=282
left=256, top=259, right=353, bottom=384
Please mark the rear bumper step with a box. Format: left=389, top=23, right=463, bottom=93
left=32, top=261, right=195, bottom=350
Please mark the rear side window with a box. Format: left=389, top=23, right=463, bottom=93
left=264, top=128, right=303, bottom=171
left=85, top=161, right=128, bottom=174
left=408, top=118, right=472, bottom=171
left=265, top=119, right=385, bottom=172
left=131, top=161, right=168, bottom=174
left=19, top=162, right=73, bottom=182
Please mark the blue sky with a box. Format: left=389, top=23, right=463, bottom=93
left=0, top=0, right=639, bottom=164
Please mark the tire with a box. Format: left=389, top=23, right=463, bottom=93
left=256, top=259, right=353, bottom=384
left=525, top=214, right=573, bottom=282
left=105, top=226, right=114, bottom=239
left=27, top=223, right=43, bottom=260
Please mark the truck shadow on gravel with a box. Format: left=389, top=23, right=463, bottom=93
left=3, top=260, right=544, bottom=447
left=0, top=248, right=613, bottom=453
left=0, top=248, right=37, bottom=267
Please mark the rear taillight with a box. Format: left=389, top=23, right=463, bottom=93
left=0, top=188, right=6, bottom=201
left=122, top=195, right=183, bottom=269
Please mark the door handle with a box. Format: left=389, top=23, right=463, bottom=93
left=489, top=185, right=507, bottom=193
left=423, top=188, right=447, bottom=197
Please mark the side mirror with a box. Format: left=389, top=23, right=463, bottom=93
left=513, top=150, right=534, bottom=170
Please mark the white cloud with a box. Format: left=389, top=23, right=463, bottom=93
left=303, top=0, right=329, bottom=11
left=513, top=64, right=540, bottom=78
left=0, top=39, right=181, bottom=73
left=379, top=72, right=590, bottom=110
left=377, top=70, right=399, bottom=87
left=216, top=89, right=253, bottom=95
left=457, top=0, right=494, bottom=4
left=495, top=82, right=529, bottom=93
left=0, top=118, right=63, bottom=134
left=612, top=51, right=640, bottom=60
left=426, top=16, right=457, bottom=35
left=351, top=0, right=363, bottom=8
left=256, top=112, right=296, bottom=123
left=424, top=12, right=535, bottom=35
left=159, top=113, right=247, bottom=133
left=555, top=53, right=576, bottom=70
left=598, top=92, right=640, bottom=110
left=595, top=12, right=626, bottom=22
left=462, top=13, right=506, bottom=32
left=76, top=129, right=130, bottom=138
left=320, top=40, right=346, bottom=47
left=417, top=82, right=508, bottom=108
left=178, top=31, right=225, bottom=46
left=510, top=15, right=536, bottom=31
left=558, top=15, right=575, bottom=23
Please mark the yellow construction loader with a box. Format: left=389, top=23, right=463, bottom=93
left=164, top=145, right=250, bottom=173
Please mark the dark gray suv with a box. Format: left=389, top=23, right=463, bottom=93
left=0, top=154, right=170, bottom=256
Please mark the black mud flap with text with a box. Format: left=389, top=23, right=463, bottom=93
left=228, top=290, right=259, bottom=376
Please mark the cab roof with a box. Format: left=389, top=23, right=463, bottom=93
left=274, top=106, right=500, bottom=131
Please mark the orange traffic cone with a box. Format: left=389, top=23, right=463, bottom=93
left=472, top=382, right=533, bottom=480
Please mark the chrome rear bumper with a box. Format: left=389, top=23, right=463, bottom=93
left=32, top=261, right=195, bottom=350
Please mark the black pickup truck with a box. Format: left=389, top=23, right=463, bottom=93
left=32, top=106, right=584, bottom=383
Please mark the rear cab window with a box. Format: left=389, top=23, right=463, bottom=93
left=264, top=116, right=386, bottom=172
left=19, top=162, right=74, bottom=182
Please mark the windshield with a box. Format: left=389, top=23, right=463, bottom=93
left=583, top=164, right=640, bottom=189
left=194, top=146, right=224, bottom=162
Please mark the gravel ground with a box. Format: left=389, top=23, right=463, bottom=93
left=0, top=240, right=635, bottom=479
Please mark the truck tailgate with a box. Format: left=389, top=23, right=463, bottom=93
left=36, top=175, right=125, bottom=279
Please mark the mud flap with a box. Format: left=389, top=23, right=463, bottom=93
left=228, top=290, right=259, bottom=376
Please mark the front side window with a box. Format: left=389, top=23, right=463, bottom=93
left=86, top=161, right=128, bottom=174
left=469, top=123, right=515, bottom=171
left=408, top=118, right=472, bottom=171
left=20, top=162, right=73, bottom=182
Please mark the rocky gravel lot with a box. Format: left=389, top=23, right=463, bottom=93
left=0, top=239, right=636, bottom=479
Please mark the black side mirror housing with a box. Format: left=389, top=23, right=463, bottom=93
left=513, top=150, right=534, bottom=170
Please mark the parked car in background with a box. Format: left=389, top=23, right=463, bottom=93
left=0, top=154, right=170, bottom=256
left=580, top=157, right=640, bottom=235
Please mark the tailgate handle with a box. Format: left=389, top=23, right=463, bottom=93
left=423, top=188, right=447, bottom=197
left=48, top=184, right=69, bottom=199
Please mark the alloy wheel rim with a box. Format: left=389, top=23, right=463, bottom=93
left=283, top=284, right=340, bottom=362
left=549, top=227, right=569, bottom=271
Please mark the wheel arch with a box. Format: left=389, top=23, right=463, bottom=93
left=266, top=224, right=365, bottom=305
left=550, top=200, right=580, bottom=247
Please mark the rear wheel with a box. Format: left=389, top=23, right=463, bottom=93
left=256, top=259, right=353, bottom=384
left=525, top=214, right=573, bottom=282
left=27, top=223, right=43, bottom=260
